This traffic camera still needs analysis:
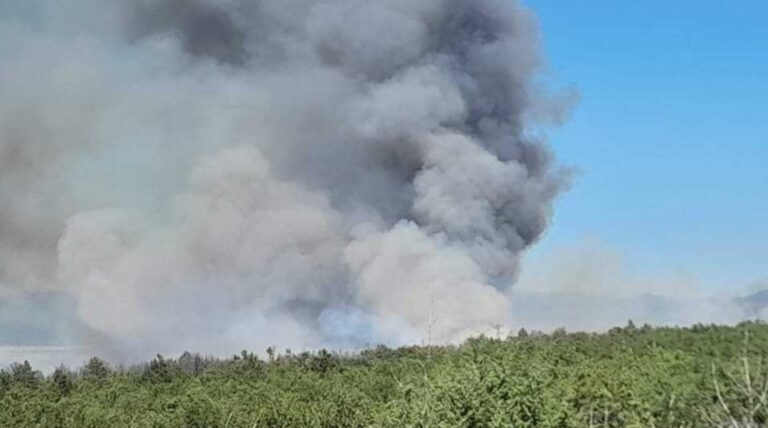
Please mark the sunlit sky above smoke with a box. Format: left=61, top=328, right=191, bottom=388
left=524, top=0, right=768, bottom=292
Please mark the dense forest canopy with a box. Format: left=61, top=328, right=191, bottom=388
left=2, top=321, right=768, bottom=427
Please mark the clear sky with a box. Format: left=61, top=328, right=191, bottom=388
left=525, top=0, right=768, bottom=291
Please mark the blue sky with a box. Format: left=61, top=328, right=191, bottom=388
left=526, top=0, right=768, bottom=291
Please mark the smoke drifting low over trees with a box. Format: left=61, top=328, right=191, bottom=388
left=0, top=0, right=572, bottom=356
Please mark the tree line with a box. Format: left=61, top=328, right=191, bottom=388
left=2, top=321, right=768, bottom=427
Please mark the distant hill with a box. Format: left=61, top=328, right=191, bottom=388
left=736, top=289, right=768, bottom=316
left=507, top=290, right=748, bottom=332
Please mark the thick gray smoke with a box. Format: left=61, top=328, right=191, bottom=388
left=0, top=0, right=570, bottom=357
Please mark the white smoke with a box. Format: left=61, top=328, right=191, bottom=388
left=509, top=239, right=745, bottom=332
left=0, top=0, right=570, bottom=357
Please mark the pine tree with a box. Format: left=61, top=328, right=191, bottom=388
left=10, top=361, right=39, bottom=388
left=52, top=365, right=73, bottom=395
left=83, top=357, right=110, bottom=381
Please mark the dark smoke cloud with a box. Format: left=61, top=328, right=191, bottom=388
left=0, top=0, right=571, bottom=358
left=126, top=0, right=248, bottom=65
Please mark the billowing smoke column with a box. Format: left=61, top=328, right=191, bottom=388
left=0, top=0, right=569, bottom=356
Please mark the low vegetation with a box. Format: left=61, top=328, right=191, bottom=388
left=2, top=321, right=768, bottom=427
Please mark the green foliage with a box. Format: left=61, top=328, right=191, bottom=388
left=52, top=365, right=73, bottom=396
left=10, top=360, right=40, bottom=388
left=144, top=354, right=179, bottom=383
left=82, top=357, right=109, bottom=382
left=2, top=322, right=768, bottom=427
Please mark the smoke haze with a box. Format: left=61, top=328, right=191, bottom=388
left=509, top=239, right=745, bottom=332
left=0, top=0, right=574, bottom=359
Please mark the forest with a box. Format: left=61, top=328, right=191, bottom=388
left=2, top=321, right=768, bottom=427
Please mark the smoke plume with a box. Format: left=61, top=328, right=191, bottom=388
left=0, top=0, right=570, bottom=357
